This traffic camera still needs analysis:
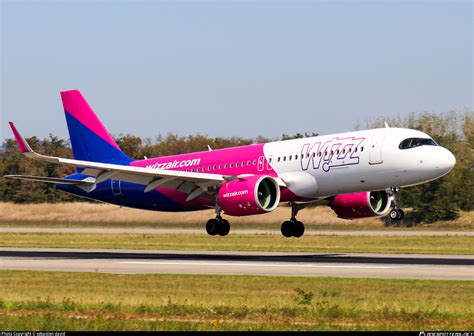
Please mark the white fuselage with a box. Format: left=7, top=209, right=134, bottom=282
left=263, top=127, right=456, bottom=199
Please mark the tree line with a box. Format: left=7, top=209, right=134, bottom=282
left=0, top=110, right=472, bottom=224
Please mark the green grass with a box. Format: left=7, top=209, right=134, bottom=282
left=0, top=270, right=472, bottom=330
left=0, top=232, right=472, bottom=254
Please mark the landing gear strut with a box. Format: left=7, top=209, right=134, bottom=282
left=387, top=187, right=405, bottom=221
left=281, top=203, right=305, bottom=238
left=206, top=205, right=230, bottom=236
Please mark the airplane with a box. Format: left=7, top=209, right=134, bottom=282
left=5, top=90, right=456, bottom=237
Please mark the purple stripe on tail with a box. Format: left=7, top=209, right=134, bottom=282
left=60, top=90, right=121, bottom=150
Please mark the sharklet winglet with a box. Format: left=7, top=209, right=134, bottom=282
left=8, top=122, right=33, bottom=153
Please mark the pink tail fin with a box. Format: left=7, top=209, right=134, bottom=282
left=60, top=90, right=131, bottom=164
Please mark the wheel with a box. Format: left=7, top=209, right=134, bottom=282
left=293, top=221, right=305, bottom=238
left=206, top=219, right=219, bottom=236
left=218, top=219, right=230, bottom=236
left=281, top=221, right=293, bottom=238
left=397, top=209, right=405, bottom=220
left=390, top=209, right=401, bottom=221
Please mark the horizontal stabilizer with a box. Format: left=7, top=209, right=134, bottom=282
left=4, top=175, right=95, bottom=185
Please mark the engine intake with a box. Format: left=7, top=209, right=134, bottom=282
left=330, top=191, right=392, bottom=219
left=218, top=175, right=280, bottom=216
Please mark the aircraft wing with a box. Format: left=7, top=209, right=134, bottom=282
left=6, top=122, right=285, bottom=201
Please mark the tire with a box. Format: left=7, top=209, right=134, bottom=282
left=293, top=221, right=305, bottom=238
left=206, top=219, right=219, bottom=236
left=397, top=209, right=405, bottom=220
left=281, top=221, right=293, bottom=238
left=390, top=209, right=400, bottom=221
left=218, top=219, right=230, bottom=236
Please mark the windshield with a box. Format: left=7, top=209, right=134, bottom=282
left=399, top=138, right=438, bottom=150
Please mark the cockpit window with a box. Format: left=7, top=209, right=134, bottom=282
left=399, top=138, right=438, bottom=150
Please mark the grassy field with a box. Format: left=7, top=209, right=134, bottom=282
left=1, top=202, right=472, bottom=230
left=0, top=232, right=472, bottom=254
left=0, top=270, right=472, bottom=331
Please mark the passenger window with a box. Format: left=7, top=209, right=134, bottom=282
left=213, top=165, right=217, bottom=170
left=196, top=167, right=200, bottom=172
left=278, top=157, right=281, bottom=162
left=355, top=148, right=358, bottom=152
left=224, top=163, right=228, bottom=168
left=253, top=160, right=257, bottom=165
left=295, top=155, right=298, bottom=160
left=361, top=147, right=364, bottom=152
left=289, top=155, right=292, bottom=160
left=219, top=164, right=222, bottom=169
left=230, top=163, right=233, bottom=168
left=306, top=153, right=310, bottom=158
left=283, top=156, right=286, bottom=161
left=202, top=167, right=206, bottom=171
left=236, top=162, right=239, bottom=167
left=247, top=161, right=251, bottom=166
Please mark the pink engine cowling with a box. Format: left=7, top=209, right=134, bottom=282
left=218, top=175, right=280, bottom=216
left=330, top=191, right=392, bottom=219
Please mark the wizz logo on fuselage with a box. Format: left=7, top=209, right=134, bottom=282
left=300, top=136, right=365, bottom=172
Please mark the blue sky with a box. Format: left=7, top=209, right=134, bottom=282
left=1, top=0, right=472, bottom=143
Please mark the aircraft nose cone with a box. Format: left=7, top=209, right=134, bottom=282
left=438, top=148, right=456, bottom=174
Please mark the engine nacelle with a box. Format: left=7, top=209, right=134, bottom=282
left=218, top=175, right=280, bottom=216
left=330, top=191, right=392, bottom=219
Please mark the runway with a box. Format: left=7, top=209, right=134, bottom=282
left=0, top=227, right=472, bottom=236
left=0, top=247, right=472, bottom=280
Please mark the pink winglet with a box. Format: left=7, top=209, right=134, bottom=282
left=8, top=122, right=32, bottom=153
left=60, top=90, right=121, bottom=150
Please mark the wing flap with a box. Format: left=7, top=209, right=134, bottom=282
left=4, top=175, right=95, bottom=185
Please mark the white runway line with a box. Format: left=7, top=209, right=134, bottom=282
left=119, top=261, right=400, bottom=269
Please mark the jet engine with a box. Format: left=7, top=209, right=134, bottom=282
left=330, top=191, right=392, bottom=219
left=218, top=175, right=280, bottom=216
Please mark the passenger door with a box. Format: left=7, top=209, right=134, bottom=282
left=111, top=179, right=122, bottom=196
left=369, top=133, right=385, bottom=165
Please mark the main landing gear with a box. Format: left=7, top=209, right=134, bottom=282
left=387, top=187, right=405, bottom=221
left=206, top=216, right=230, bottom=236
left=206, top=205, right=230, bottom=236
left=281, top=203, right=305, bottom=238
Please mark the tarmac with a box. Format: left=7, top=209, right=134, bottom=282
left=1, top=247, right=472, bottom=280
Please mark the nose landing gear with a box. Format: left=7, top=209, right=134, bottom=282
left=281, top=203, right=305, bottom=238
left=387, top=187, right=405, bottom=221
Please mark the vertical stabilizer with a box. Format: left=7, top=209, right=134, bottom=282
left=60, top=90, right=131, bottom=164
